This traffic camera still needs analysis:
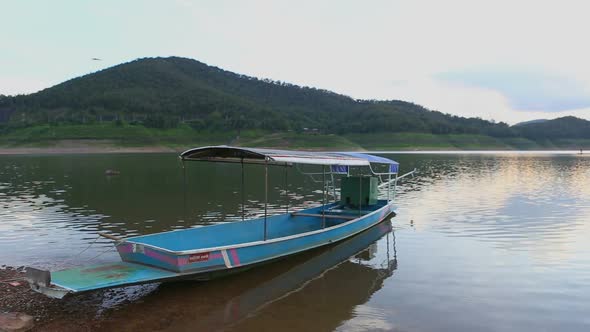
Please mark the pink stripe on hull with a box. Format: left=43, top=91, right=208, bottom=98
left=230, top=249, right=241, bottom=266
left=117, top=243, right=134, bottom=254
left=210, top=252, right=223, bottom=259
left=145, top=248, right=178, bottom=266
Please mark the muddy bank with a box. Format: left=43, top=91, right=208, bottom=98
left=1, top=266, right=92, bottom=331
left=0, top=266, right=123, bottom=331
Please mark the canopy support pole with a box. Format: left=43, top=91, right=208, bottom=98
left=322, top=165, right=326, bottom=229
left=393, top=173, right=398, bottom=201
left=359, top=174, right=362, bottom=217
left=241, top=158, right=245, bottom=222
left=284, top=166, right=289, bottom=214
left=264, top=160, right=268, bottom=241
left=331, top=172, right=336, bottom=203
left=387, top=172, right=391, bottom=202
left=182, top=160, right=187, bottom=223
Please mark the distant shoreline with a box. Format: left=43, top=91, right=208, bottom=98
left=0, top=144, right=585, bottom=155
left=2, top=125, right=589, bottom=153
left=0, top=146, right=178, bottom=155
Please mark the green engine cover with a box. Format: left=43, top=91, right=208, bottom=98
left=340, top=176, right=379, bottom=208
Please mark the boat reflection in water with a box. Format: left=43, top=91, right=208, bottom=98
left=210, top=218, right=397, bottom=331
left=103, top=217, right=398, bottom=331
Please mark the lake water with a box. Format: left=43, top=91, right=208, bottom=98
left=1, top=152, right=590, bottom=331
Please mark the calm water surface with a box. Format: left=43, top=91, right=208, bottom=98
left=1, top=152, right=590, bottom=331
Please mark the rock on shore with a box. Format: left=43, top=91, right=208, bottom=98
left=0, top=312, right=34, bottom=332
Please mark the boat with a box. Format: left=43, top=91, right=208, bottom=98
left=196, top=217, right=397, bottom=330
left=125, top=215, right=397, bottom=331
left=26, top=146, right=415, bottom=298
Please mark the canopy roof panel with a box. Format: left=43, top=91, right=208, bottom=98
left=180, top=146, right=368, bottom=166
left=337, top=152, right=399, bottom=166
left=180, top=146, right=399, bottom=168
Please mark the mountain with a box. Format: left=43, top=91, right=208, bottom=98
left=0, top=57, right=513, bottom=136
left=513, top=119, right=548, bottom=126
left=0, top=56, right=588, bottom=149
left=516, top=116, right=590, bottom=140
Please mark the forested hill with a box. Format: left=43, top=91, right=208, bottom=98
left=1, top=56, right=589, bottom=147
left=515, top=116, right=590, bottom=139
left=1, top=56, right=511, bottom=135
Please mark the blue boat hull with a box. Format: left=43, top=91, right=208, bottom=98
left=26, top=201, right=395, bottom=298
left=117, top=200, right=395, bottom=274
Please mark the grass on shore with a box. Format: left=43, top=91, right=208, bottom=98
left=344, top=132, right=515, bottom=150
left=2, top=123, right=590, bottom=151
left=0, top=124, right=234, bottom=147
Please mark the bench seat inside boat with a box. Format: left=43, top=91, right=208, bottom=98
left=128, top=201, right=387, bottom=252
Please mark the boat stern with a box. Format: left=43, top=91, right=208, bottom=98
left=116, top=240, right=235, bottom=273
left=116, top=241, right=181, bottom=272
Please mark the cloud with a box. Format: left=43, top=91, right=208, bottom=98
left=3, top=0, right=590, bottom=123
left=436, top=68, right=590, bottom=112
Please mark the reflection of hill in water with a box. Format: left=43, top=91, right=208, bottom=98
left=4, top=153, right=589, bottom=243
left=0, top=154, right=323, bottom=236
left=96, top=219, right=396, bottom=332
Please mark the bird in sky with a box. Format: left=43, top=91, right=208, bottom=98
left=91, top=58, right=102, bottom=61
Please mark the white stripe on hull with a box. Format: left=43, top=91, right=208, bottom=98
left=221, top=249, right=232, bottom=268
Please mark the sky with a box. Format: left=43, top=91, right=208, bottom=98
left=1, top=0, right=590, bottom=124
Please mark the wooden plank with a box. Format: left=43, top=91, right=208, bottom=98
left=291, top=212, right=356, bottom=220
left=98, top=232, right=123, bottom=242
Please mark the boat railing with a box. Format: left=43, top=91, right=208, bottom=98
left=295, top=163, right=416, bottom=204
left=377, top=168, right=417, bottom=200
left=377, top=168, right=416, bottom=189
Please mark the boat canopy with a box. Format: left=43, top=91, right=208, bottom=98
left=180, top=146, right=398, bottom=171
left=337, top=152, right=399, bottom=173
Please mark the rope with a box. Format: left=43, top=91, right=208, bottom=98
left=86, top=247, right=117, bottom=262
left=57, top=234, right=103, bottom=267
left=75, top=234, right=102, bottom=257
